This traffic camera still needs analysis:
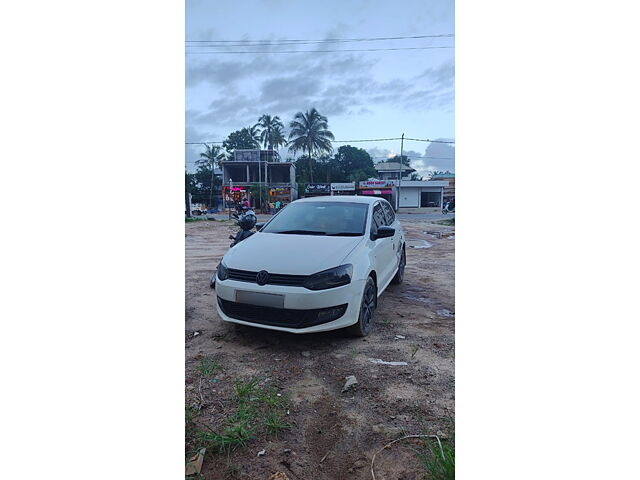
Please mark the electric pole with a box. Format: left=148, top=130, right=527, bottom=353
left=397, top=133, right=404, bottom=211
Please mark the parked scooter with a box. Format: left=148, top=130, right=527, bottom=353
left=210, top=207, right=259, bottom=289
left=442, top=201, right=455, bottom=214
left=229, top=207, right=257, bottom=247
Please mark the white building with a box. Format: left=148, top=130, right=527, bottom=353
left=395, top=180, right=448, bottom=212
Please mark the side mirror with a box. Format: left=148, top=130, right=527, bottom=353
left=255, top=222, right=265, bottom=231
left=371, top=226, right=395, bottom=240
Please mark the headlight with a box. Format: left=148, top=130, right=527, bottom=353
left=217, top=262, right=228, bottom=281
left=303, top=264, right=353, bottom=291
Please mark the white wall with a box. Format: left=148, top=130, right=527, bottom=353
left=399, top=187, right=420, bottom=207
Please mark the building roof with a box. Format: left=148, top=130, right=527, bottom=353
left=398, top=180, right=448, bottom=188
left=430, top=173, right=455, bottom=179
left=374, top=162, right=416, bottom=173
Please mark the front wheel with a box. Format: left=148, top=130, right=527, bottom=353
left=348, top=277, right=377, bottom=337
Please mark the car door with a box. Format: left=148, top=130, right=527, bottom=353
left=370, top=201, right=396, bottom=287
left=381, top=200, right=403, bottom=270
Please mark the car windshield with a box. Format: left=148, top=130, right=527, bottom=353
left=261, top=202, right=369, bottom=236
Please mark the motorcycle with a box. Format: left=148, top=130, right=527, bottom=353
left=210, top=209, right=259, bottom=289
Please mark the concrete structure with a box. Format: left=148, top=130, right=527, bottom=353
left=374, top=161, right=416, bottom=180
left=429, top=173, right=455, bottom=201
left=220, top=149, right=298, bottom=206
left=395, top=180, right=448, bottom=212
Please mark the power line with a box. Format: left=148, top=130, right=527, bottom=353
left=186, top=137, right=454, bottom=145
left=185, top=34, right=454, bottom=44
left=186, top=46, right=453, bottom=54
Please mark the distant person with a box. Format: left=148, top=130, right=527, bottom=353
left=242, top=198, right=250, bottom=209
left=269, top=202, right=275, bottom=215
left=275, top=200, right=281, bottom=211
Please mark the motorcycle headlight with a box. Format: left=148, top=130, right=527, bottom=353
left=303, top=264, right=353, bottom=291
left=217, top=262, right=229, bottom=281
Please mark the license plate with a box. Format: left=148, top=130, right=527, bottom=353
left=235, top=290, right=285, bottom=308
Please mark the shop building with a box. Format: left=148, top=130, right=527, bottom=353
left=395, top=180, right=448, bottom=212
left=220, top=149, right=298, bottom=207
left=357, top=180, right=395, bottom=204
left=429, top=172, right=455, bottom=202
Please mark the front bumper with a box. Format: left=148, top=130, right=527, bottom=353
left=215, top=278, right=365, bottom=334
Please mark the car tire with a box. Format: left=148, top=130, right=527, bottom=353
left=391, top=247, right=406, bottom=285
left=210, top=272, right=216, bottom=289
left=348, top=277, right=377, bottom=337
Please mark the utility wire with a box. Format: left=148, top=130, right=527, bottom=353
left=185, top=34, right=454, bottom=44
left=186, top=46, right=453, bottom=54
left=186, top=137, right=454, bottom=145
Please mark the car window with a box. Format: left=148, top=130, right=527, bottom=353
left=261, top=201, right=369, bottom=236
left=372, top=203, right=386, bottom=231
left=381, top=201, right=395, bottom=225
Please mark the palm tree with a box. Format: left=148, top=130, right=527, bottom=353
left=197, top=144, right=225, bottom=210
left=255, top=114, right=285, bottom=150
left=269, top=124, right=288, bottom=160
left=247, top=125, right=261, bottom=148
left=288, top=108, right=335, bottom=182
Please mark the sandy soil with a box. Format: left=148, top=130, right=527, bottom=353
left=185, top=218, right=454, bottom=480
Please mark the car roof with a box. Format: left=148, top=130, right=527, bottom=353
left=294, top=195, right=381, bottom=205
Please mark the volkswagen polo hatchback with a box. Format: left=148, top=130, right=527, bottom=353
left=215, top=196, right=405, bottom=336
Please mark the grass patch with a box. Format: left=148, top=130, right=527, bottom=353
left=419, top=434, right=455, bottom=480
left=185, top=216, right=207, bottom=223
left=195, top=376, right=291, bottom=453
left=197, top=357, right=221, bottom=377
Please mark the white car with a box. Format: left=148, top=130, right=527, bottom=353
left=215, top=196, right=405, bottom=336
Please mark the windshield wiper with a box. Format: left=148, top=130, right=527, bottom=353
left=326, top=232, right=363, bottom=237
left=273, top=229, right=327, bottom=235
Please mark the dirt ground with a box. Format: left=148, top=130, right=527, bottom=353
left=185, top=217, right=455, bottom=480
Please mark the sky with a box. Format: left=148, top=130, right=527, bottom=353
left=185, top=0, right=455, bottom=178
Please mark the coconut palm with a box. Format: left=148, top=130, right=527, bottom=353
left=288, top=108, right=335, bottom=182
left=269, top=124, right=288, bottom=160
left=255, top=114, right=285, bottom=150
left=247, top=125, right=262, bottom=148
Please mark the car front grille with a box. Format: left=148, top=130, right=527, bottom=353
left=227, top=268, right=309, bottom=287
left=217, top=297, right=347, bottom=329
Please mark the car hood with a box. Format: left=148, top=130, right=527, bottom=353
left=223, top=232, right=363, bottom=275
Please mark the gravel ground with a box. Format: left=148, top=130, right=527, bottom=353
left=185, top=218, right=454, bottom=479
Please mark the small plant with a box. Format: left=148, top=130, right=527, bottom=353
left=263, top=412, right=292, bottom=436
left=258, top=387, right=285, bottom=408
left=411, top=344, right=421, bottom=359
left=197, top=357, right=221, bottom=377
left=185, top=405, right=197, bottom=425
left=223, top=462, right=242, bottom=479
left=233, top=377, right=261, bottom=400
left=419, top=434, right=455, bottom=480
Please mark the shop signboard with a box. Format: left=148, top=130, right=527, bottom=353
left=358, top=180, right=394, bottom=189
left=304, top=183, right=331, bottom=194
left=330, top=182, right=356, bottom=191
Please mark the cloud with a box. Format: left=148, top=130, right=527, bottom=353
left=366, top=142, right=455, bottom=178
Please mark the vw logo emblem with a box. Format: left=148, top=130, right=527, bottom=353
left=256, top=270, right=270, bottom=286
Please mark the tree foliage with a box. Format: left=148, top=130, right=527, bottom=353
left=222, top=128, right=260, bottom=156
left=294, top=145, right=376, bottom=184
left=288, top=108, right=334, bottom=182
left=255, top=114, right=287, bottom=150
